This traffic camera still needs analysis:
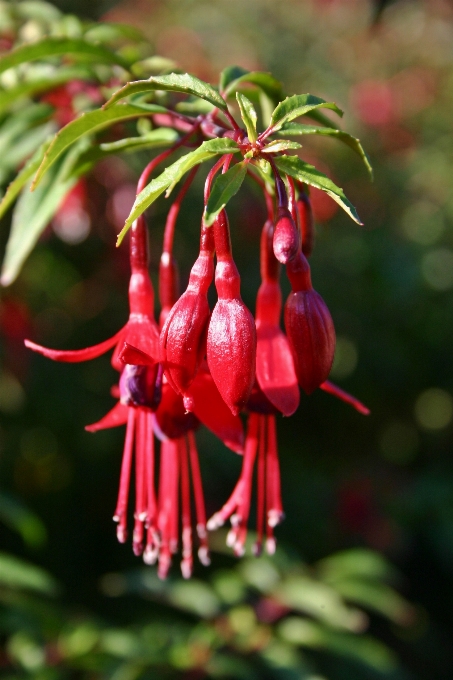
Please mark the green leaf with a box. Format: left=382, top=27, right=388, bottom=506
left=0, top=139, right=52, bottom=220
left=236, top=93, right=257, bottom=143
left=83, top=22, right=146, bottom=44
left=274, top=155, right=362, bottom=225
left=269, top=94, right=343, bottom=133
left=261, top=140, right=302, bottom=153
left=32, top=103, right=168, bottom=188
left=0, top=103, right=51, bottom=157
left=278, top=618, right=396, bottom=672
left=117, top=137, right=240, bottom=245
left=317, top=549, right=397, bottom=583
left=105, top=72, right=228, bottom=112
left=204, top=161, right=248, bottom=226
left=175, top=98, right=214, bottom=115
left=0, top=551, right=58, bottom=595
left=1, top=155, right=78, bottom=286
left=333, top=579, right=414, bottom=626
left=279, top=123, right=373, bottom=178
left=0, top=66, right=92, bottom=116
left=222, top=68, right=283, bottom=103
left=220, top=66, right=250, bottom=93
left=0, top=37, right=130, bottom=75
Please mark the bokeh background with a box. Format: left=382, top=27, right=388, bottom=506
left=1, top=0, right=453, bottom=678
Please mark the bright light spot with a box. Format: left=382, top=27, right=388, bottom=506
left=380, top=421, right=419, bottom=464
left=421, top=248, right=453, bottom=291
left=53, top=210, right=90, bottom=244
left=330, top=337, right=358, bottom=379
left=415, top=388, right=453, bottom=430
left=402, top=201, right=445, bottom=245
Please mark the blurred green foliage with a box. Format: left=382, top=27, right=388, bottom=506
left=1, top=0, right=453, bottom=678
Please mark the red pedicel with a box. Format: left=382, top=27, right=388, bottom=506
left=284, top=250, right=336, bottom=394
left=296, top=190, right=315, bottom=257
left=207, top=210, right=256, bottom=416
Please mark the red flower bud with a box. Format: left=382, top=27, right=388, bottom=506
left=272, top=207, right=299, bottom=264
left=160, top=226, right=214, bottom=398
left=284, top=251, right=335, bottom=394
left=207, top=212, right=256, bottom=416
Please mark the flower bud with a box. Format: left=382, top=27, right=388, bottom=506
left=273, top=207, right=299, bottom=264
left=160, top=227, right=214, bottom=398
left=207, top=212, right=256, bottom=416
left=284, top=251, right=335, bottom=394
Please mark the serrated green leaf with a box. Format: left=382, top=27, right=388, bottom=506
left=261, top=139, right=302, bottom=153
left=0, top=66, right=91, bottom=116
left=279, top=123, right=373, bottom=178
left=105, top=72, right=228, bottom=112
left=1, top=154, right=78, bottom=286
left=269, top=94, right=343, bottom=134
left=236, top=92, right=257, bottom=143
left=0, top=37, right=129, bottom=75
left=222, top=68, right=283, bottom=103
left=0, top=139, right=52, bottom=220
left=274, top=155, right=362, bottom=225
left=0, top=551, right=58, bottom=594
left=204, top=161, right=247, bottom=226
left=305, top=108, right=340, bottom=130
left=32, top=103, right=168, bottom=188
left=71, top=128, right=179, bottom=177
left=117, top=137, right=240, bottom=245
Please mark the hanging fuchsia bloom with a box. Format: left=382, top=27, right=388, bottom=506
left=284, top=249, right=336, bottom=395
left=207, top=210, right=256, bottom=416
left=256, top=220, right=299, bottom=417
left=25, top=215, right=160, bottom=371
left=160, top=223, right=214, bottom=409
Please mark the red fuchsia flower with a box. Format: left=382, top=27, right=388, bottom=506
left=207, top=209, right=256, bottom=416
left=255, top=219, right=299, bottom=417
left=160, top=223, right=214, bottom=409
left=284, top=248, right=336, bottom=395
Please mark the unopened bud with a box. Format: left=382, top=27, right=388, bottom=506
left=273, top=207, right=299, bottom=264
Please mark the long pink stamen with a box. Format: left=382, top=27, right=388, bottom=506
left=180, top=438, right=193, bottom=579
left=113, top=408, right=136, bottom=543
left=132, top=409, right=147, bottom=555
left=144, top=411, right=158, bottom=564
left=233, top=414, right=259, bottom=555
left=188, top=431, right=210, bottom=566
left=266, top=415, right=283, bottom=555
left=254, top=416, right=266, bottom=556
